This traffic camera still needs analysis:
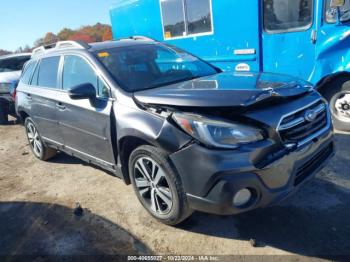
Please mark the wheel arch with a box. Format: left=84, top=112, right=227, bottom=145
left=118, top=135, right=153, bottom=185
left=316, top=71, right=350, bottom=95
left=17, top=110, right=30, bottom=124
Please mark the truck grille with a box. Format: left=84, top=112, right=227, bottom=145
left=278, top=100, right=328, bottom=144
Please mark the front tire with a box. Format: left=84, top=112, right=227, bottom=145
left=129, top=145, right=192, bottom=226
left=320, top=77, right=350, bottom=132
left=25, top=117, right=57, bottom=161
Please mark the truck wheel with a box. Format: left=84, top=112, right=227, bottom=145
left=0, top=102, right=9, bottom=125
left=320, top=77, right=350, bottom=132
left=129, top=145, right=192, bottom=226
left=25, top=117, right=57, bottom=161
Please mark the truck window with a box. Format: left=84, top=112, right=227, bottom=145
left=264, top=0, right=313, bottom=33
left=325, top=0, right=350, bottom=23
left=160, top=0, right=212, bottom=39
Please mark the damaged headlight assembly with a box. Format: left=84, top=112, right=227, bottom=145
left=172, top=113, right=264, bottom=149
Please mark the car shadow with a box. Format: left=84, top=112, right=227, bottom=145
left=49, top=153, right=118, bottom=178
left=0, top=118, right=18, bottom=126
left=0, top=201, right=152, bottom=257
left=178, top=133, right=350, bottom=257
left=49, top=152, right=86, bottom=165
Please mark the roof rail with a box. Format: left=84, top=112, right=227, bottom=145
left=56, top=40, right=90, bottom=50
left=31, top=46, right=46, bottom=57
left=31, top=40, right=90, bottom=57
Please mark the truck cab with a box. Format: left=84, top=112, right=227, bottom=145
left=110, top=0, right=350, bottom=131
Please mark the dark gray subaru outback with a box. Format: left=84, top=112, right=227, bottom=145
left=16, top=38, right=334, bottom=225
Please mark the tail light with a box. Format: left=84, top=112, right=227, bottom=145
left=12, top=89, right=17, bottom=101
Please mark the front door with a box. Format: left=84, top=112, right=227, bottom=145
left=57, top=55, right=116, bottom=169
left=262, top=0, right=317, bottom=82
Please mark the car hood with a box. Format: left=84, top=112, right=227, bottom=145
left=134, top=72, right=313, bottom=108
left=0, top=71, right=21, bottom=84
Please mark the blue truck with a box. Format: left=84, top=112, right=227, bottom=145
left=110, top=0, right=350, bottom=131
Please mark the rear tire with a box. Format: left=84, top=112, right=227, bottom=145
left=319, top=77, right=350, bottom=132
left=0, top=102, right=9, bottom=125
left=129, top=145, right=192, bottom=226
left=25, top=117, right=57, bottom=161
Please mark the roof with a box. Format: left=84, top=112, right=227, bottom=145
left=31, top=37, right=157, bottom=58
left=89, top=39, right=156, bottom=52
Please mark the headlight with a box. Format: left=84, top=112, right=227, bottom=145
left=172, top=113, right=264, bottom=149
left=0, top=83, right=11, bottom=94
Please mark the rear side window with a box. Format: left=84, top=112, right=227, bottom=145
left=37, top=57, right=60, bottom=89
left=264, top=0, right=313, bottom=33
left=63, top=55, right=109, bottom=98
left=21, top=61, right=37, bottom=85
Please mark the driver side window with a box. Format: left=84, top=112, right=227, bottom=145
left=62, top=55, right=109, bottom=98
left=264, top=0, right=313, bottom=33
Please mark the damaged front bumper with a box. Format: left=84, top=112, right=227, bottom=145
left=170, top=123, right=334, bottom=215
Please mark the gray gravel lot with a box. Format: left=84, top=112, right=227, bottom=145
left=0, top=122, right=349, bottom=259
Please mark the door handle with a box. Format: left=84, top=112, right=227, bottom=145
left=56, top=102, right=66, bottom=110
left=26, top=93, right=32, bottom=100
left=311, top=29, right=317, bottom=44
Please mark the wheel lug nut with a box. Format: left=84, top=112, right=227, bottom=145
left=342, top=104, right=350, bottom=110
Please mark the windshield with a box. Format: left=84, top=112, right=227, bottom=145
left=325, top=0, right=350, bottom=23
left=94, top=44, right=219, bottom=92
left=0, top=56, right=31, bottom=73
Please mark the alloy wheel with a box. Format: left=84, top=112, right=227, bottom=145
left=26, top=122, right=43, bottom=157
left=133, top=157, right=173, bottom=215
left=331, top=91, right=350, bottom=124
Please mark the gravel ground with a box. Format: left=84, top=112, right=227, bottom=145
left=0, top=121, right=349, bottom=259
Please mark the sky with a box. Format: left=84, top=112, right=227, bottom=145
left=0, top=0, right=116, bottom=51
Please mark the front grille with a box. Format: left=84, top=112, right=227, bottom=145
left=278, top=100, right=328, bottom=144
left=294, top=143, right=334, bottom=186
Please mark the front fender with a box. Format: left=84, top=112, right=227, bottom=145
left=312, top=26, right=350, bottom=85
left=114, top=102, right=192, bottom=153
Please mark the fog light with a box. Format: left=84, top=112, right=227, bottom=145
left=233, top=188, right=252, bottom=207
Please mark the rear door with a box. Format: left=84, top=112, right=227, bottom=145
left=57, top=54, right=115, bottom=168
left=29, top=56, right=64, bottom=146
left=262, top=0, right=317, bottom=81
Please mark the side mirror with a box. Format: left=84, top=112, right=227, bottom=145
left=68, top=83, right=96, bottom=100
left=330, top=0, right=345, bottom=7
